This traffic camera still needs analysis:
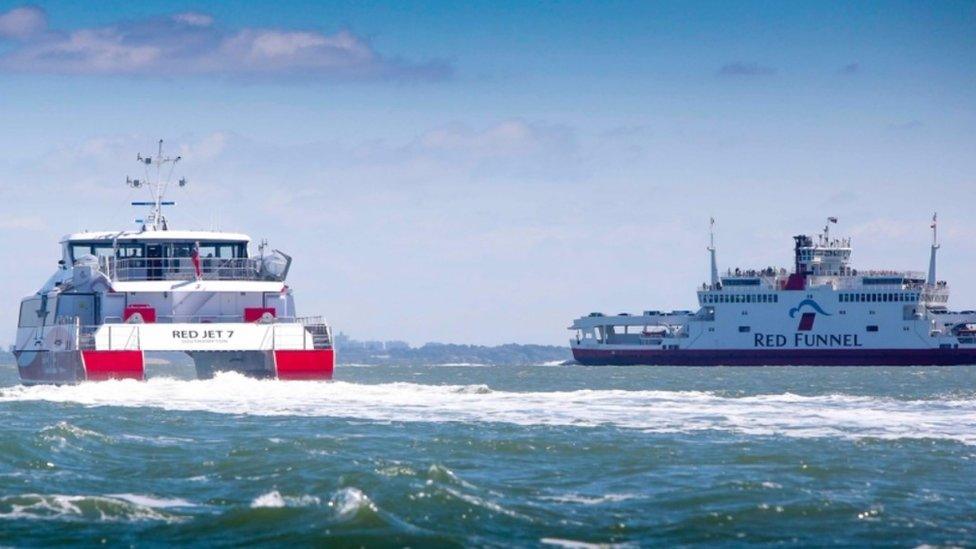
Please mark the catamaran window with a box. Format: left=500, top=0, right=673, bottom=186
left=18, top=298, right=41, bottom=327
left=71, top=242, right=145, bottom=261
left=18, top=297, right=54, bottom=327
left=153, top=241, right=247, bottom=259
left=70, top=243, right=113, bottom=261
left=118, top=244, right=144, bottom=258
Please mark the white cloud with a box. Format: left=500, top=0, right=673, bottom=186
left=0, top=9, right=450, bottom=81
left=172, top=12, right=213, bottom=27
left=0, top=6, right=46, bottom=40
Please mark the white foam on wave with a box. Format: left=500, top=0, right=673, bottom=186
left=108, top=493, right=196, bottom=509
left=250, top=490, right=320, bottom=508
left=0, top=494, right=186, bottom=522
left=2, top=373, right=975, bottom=444
left=328, top=487, right=376, bottom=521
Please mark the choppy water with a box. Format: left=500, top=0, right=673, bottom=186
left=1, top=362, right=975, bottom=546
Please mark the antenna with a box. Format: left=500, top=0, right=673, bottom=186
left=927, top=212, right=939, bottom=285
left=127, top=139, right=186, bottom=231
left=707, top=217, right=719, bottom=288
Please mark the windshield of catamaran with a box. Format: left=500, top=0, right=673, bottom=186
left=69, top=241, right=248, bottom=263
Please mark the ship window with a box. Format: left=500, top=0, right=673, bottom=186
left=70, top=243, right=112, bottom=261
left=18, top=298, right=43, bottom=327
left=738, top=326, right=751, bottom=332
left=117, top=244, right=144, bottom=258
left=866, top=325, right=879, bottom=332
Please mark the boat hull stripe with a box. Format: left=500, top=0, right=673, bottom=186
left=571, top=347, right=976, bottom=366
left=81, top=350, right=145, bottom=381
left=273, top=349, right=335, bottom=380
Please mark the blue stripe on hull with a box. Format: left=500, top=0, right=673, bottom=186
left=571, top=348, right=976, bottom=366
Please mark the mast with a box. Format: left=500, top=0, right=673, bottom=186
left=126, top=139, right=186, bottom=231
left=928, top=212, right=939, bottom=285
left=708, top=217, right=719, bottom=288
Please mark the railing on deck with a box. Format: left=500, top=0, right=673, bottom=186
left=100, top=256, right=285, bottom=282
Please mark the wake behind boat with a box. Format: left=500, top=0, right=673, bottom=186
left=570, top=217, right=976, bottom=366
left=12, top=141, right=335, bottom=383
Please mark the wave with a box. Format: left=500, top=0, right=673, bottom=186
left=0, top=494, right=189, bottom=522
left=250, top=491, right=320, bottom=509
left=2, top=373, right=975, bottom=444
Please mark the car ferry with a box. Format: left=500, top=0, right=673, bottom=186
left=13, top=141, right=334, bottom=383
left=570, top=217, right=976, bottom=366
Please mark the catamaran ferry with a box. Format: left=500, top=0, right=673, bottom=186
left=13, top=141, right=334, bottom=384
left=570, top=218, right=976, bottom=366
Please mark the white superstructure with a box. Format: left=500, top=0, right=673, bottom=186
left=570, top=217, right=976, bottom=366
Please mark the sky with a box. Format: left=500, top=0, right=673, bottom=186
left=0, top=0, right=973, bottom=346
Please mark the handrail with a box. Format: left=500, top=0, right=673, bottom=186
left=100, top=256, right=284, bottom=282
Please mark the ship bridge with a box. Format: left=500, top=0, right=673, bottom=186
left=794, top=233, right=853, bottom=277
left=62, top=230, right=290, bottom=283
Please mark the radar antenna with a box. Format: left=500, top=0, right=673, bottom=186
left=126, top=139, right=187, bottom=230
left=927, top=212, right=939, bottom=285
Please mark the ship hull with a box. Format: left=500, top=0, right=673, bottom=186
left=15, top=350, right=145, bottom=384
left=571, top=347, right=976, bottom=366
left=189, top=349, right=335, bottom=380
left=14, top=348, right=334, bottom=384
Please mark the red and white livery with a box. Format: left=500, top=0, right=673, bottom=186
left=570, top=217, right=976, bottom=366
left=13, top=141, right=334, bottom=383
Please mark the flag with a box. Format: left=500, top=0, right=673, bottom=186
left=190, top=241, right=201, bottom=279
left=828, top=217, right=838, bottom=223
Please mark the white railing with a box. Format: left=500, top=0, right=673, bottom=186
left=100, top=257, right=285, bottom=282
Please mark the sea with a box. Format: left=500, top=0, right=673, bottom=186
left=1, top=360, right=975, bottom=547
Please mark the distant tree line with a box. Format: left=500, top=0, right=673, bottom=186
left=333, top=332, right=572, bottom=366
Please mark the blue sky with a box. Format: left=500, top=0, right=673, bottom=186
left=0, top=1, right=974, bottom=345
